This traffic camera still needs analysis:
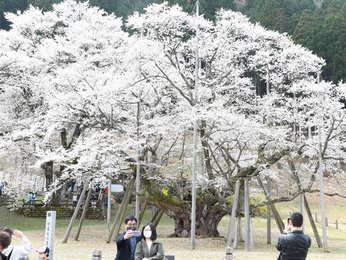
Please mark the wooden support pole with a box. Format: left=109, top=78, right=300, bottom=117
left=107, top=180, right=111, bottom=230
left=304, top=195, right=322, bottom=248
left=244, top=178, right=251, bottom=251
left=225, top=180, right=241, bottom=260
left=151, top=208, right=160, bottom=224
left=115, top=190, right=133, bottom=239
left=256, top=176, right=284, bottom=233
left=74, top=188, right=92, bottom=241
left=234, top=216, right=241, bottom=249
left=62, top=180, right=89, bottom=243
left=266, top=179, right=271, bottom=244
left=106, top=178, right=135, bottom=243
left=153, top=209, right=164, bottom=227
left=300, top=194, right=305, bottom=232
left=250, top=216, right=254, bottom=248
left=138, top=196, right=148, bottom=227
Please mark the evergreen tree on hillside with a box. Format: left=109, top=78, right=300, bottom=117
left=323, top=0, right=346, bottom=82
left=293, top=9, right=327, bottom=69
left=28, top=0, right=60, bottom=11
left=244, top=0, right=315, bottom=34
left=293, top=0, right=346, bottom=82
left=245, top=0, right=285, bottom=32
left=279, top=0, right=316, bottom=34
left=293, top=9, right=326, bottom=52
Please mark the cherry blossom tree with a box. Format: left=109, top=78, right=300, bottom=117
left=125, top=3, right=333, bottom=237
left=0, top=1, right=345, bottom=239
left=0, top=0, right=132, bottom=198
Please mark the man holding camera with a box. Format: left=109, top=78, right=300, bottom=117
left=276, top=212, right=311, bottom=260
left=115, top=216, right=141, bottom=260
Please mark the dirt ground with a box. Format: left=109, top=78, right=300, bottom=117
left=10, top=221, right=346, bottom=260
left=4, top=194, right=346, bottom=259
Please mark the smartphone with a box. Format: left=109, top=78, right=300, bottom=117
left=287, top=217, right=290, bottom=224
left=132, top=230, right=141, bottom=237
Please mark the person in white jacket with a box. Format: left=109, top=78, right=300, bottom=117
left=0, top=228, right=31, bottom=259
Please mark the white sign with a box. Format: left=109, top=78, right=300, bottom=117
left=45, top=211, right=56, bottom=260
left=111, top=184, right=124, bottom=193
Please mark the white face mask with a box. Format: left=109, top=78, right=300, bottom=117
left=143, top=231, right=152, bottom=238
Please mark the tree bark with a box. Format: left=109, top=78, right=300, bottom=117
left=200, top=120, right=214, bottom=180
left=144, top=177, right=230, bottom=237
left=42, top=160, right=54, bottom=189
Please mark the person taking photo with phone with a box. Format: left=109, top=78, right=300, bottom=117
left=0, top=228, right=31, bottom=260
left=115, top=216, right=141, bottom=260
left=135, top=223, right=164, bottom=260
left=276, top=212, right=311, bottom=260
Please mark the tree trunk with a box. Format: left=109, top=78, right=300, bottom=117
left=60, top=128, right=68, bottom=176
left=146, top=179, right=230, bottom=237
left=169, top=203, right=225, bottom=237
left=200, top=120, right=214, bottom=180
left=42, top=160, right=54, bottom=189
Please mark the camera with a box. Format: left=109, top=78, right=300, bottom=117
left=132, top=230, right=141, bottom=237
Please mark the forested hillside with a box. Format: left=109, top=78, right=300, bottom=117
left=0, top=0, right=344, bottom=82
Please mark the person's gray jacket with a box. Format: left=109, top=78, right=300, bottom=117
left=276, top=230, right=311, bottom=260
left=135, top=239, right=164, bottom=260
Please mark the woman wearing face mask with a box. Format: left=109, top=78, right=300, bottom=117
left=135, top=223, right=164, bottom=260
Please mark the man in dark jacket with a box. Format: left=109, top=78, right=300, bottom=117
left=276, top=212, right=311, bottom=260
left=115, top=216, right=141, bottom=260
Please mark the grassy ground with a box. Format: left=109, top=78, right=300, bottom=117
left=1, top=193, right=346, bottom=259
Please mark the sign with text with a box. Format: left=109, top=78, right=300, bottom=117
left=111, top=184, right=124, bottom=193
left=45, top=211, right=56, bottom=260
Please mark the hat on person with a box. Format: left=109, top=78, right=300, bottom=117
left=37, top=246, right=50, bottom=256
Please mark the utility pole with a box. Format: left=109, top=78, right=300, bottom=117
left=266, top=67, right=270, bottom=95
left=317, top=74, right=328, bottom=252
left=318, top=110, right=328, bottom=252
left=135, top=101, right=141, bottom=220
left=191, top=0, right=200, bottom=250
left=225, top=180, right=241, bottom=260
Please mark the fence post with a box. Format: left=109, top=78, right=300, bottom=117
left=92, top=249, right=102, bottom=260
left=336, top=220, right=338, bottom=229
left=225, top=246, right=233, bottom=260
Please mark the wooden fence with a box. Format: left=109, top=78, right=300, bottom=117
left=314, top=213, right=344, bottom=229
